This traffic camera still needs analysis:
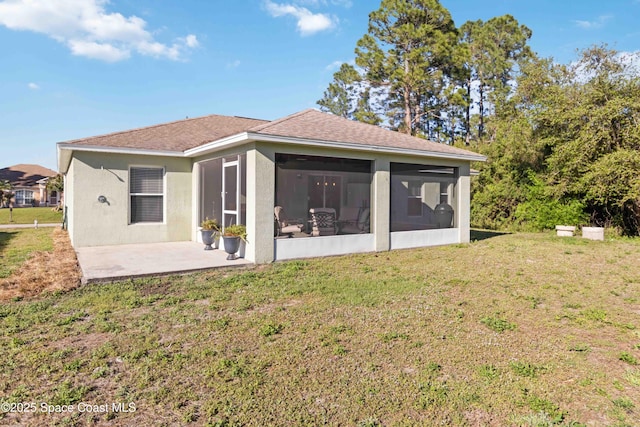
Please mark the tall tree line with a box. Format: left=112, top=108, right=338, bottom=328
left=318, top=0, right=532, bottom=144
left=318, top=0, right=640, bottom=235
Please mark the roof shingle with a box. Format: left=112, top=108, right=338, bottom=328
left=60, top=109, right=483, bottom=160
left=250, top=109, right=479, bottom=158
left=63, top=114, right=269, bottom=152
left=0, top=164, right=57, bottom=187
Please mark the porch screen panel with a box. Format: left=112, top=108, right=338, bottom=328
left=130, top=167, right=164, bottom=223
left=390, top=163, right=457, bottom=231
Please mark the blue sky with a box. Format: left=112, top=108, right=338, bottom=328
left=1, top=0, right=639, bottom=171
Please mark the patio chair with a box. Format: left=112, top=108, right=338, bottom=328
left=339, top=207, right=370, bottom=234
left=309, top=207, right=338, bottom=236
left=274, top=206, right=304, bottom=238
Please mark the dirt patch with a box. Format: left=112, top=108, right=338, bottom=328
left=48, top=332, right=113, bottom=352
left=0, top=228, right=81, bottom=300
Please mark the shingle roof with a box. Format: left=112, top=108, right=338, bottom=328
left=0, top=164, right=57, bottom=187
left=249, top=109, right=479, bottom=158
left=63, top=114, right=269, bottom=152
left=60, top=109, right=483, bottom=160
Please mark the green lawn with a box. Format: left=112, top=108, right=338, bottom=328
left=1, top=232, right=640, bottom=426
left=0, top=207, right=62, bottom=225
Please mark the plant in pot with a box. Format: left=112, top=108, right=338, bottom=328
left=221, top=224, right=247, bottom=260
left=200, top=218, right=220, bottom=250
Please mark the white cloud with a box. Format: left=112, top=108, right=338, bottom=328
left=295, top=0, right=352, bottom=7
left=324, top=59, right=354, bottom=71
left=183, top=34, right=199, bottom=48
left=0, top=0, right=198, bottom=62
left=264, top=1, right=337, bottom=36
left=573, top=15, right=612, bottom=30
left=226, top=59, right=241, bottom=69
left=325, top=60, right=343, bottom=71
left=28, top=82, right=39, bottom=90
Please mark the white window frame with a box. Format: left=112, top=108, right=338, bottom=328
left=128, top=166, right=166, bottom=225
left=15, top=189, right=34, bottom=206
left=407, top=181, right=423, bottom=217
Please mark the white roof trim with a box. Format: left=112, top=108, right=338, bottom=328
left=57, top=131, right=486, bottom=172
left=183, top=132, right=250, bottom=157
left=57, top=143, right=185, bottom=158
left=245, top=133, right=487, bottom=162
left=57, top=143, right=186, bottom=174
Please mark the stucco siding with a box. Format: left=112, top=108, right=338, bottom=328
left=68, top=151, right=192, bottom=247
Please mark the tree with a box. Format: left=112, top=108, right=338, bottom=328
left=317, top=63, right=363, bottom=119
left=543, top=46, right=640, bottom=234
left=354, top=0, right=458, bottom=135
left=318, top=63, right=383, bottom=125
left=46, top=174, right=64, bottom=209
left=0, top=179, right=13, bottom=208
left=473, top=45, right=640, bottom=235
left=459, top=15, right=532, bottom=143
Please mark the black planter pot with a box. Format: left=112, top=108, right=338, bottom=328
left=201, top=230, right=217, bottom=250
left=222, top=236, right=241, bottom=260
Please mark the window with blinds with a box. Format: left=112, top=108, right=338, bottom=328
left=130, top=167, right=164, bottom=223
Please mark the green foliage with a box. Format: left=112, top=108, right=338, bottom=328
left=474, top=46, right=640, bottom=235
left=258, top=322, right=283, bottom=337
left=511, top=361, right=546, bottom=378
left=513, top=172, right=588, bottom=230
left=481, top=316, right=516, bottom=333
left=46, top=174, right=64, bottom=193
left=222, top=224, right=247, bottom=241
left=619, top=352, right=639, bottom=366
left=200, top=217, right=220, bottom=231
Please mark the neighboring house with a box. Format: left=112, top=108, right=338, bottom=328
left=57, top=109, right=486, bottom=264
left=0, top=164, right=59, bottom=207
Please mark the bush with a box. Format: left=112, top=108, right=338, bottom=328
left=513, top=171, right=588, bottom=231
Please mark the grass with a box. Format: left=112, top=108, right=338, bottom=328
left=0, top=207, right=62, bottom=225
left=0, top=228, right=80, bottom=299
left=0, top=231, right=639, bottom=425
left=0, top=228, right=55, bottom=278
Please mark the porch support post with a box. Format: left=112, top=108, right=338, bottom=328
left=191, top=162, right=201, bottom=242
left=457, top=163, right=471, bottom=243
left=373, top=158, right=390, bottom=252
left=246, top=145, right=275, bottom=264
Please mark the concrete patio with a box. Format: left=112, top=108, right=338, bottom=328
left=75, top=241, right=252, bottom=284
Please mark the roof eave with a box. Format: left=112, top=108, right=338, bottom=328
left=55, top=131, right=487, bottom=173
left=244, top=133, right=487, bottom=162
left=183, top=132, right=251, bottom=157
left=56, top=143, right=186, bottom=174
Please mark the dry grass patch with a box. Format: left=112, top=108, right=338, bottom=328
left=0, top=228, right=81, bottom=300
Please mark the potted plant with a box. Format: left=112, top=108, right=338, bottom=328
left=200, top=218, right=220, bottom=250
left=221, top=224, right=247, bottom=260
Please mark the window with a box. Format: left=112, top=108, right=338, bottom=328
left=407, top=181, right=422, bottom=217
left=15, top=190, right=34, bottom=206
left=391, top=163, right=457, bottom=231
left=130, top=167, right=164, bottom=223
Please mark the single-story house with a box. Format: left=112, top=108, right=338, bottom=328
left=0, top=164, right=60, bottom=207
left=57, top=109, right=486, bottom=264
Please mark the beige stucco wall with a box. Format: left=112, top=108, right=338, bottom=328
left=66, top=141, right=473, bottom=256
left=67, top=151, right=192, bottom=247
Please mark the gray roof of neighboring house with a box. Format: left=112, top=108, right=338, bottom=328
left=58, top=108, right=485, bottom=163
left=0, top=164, right=57, bottom=187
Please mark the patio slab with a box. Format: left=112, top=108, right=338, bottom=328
left=75, top=241, right=252, bottom=284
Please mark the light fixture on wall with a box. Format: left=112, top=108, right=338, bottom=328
left=98, top=195, right=108, bottom=203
